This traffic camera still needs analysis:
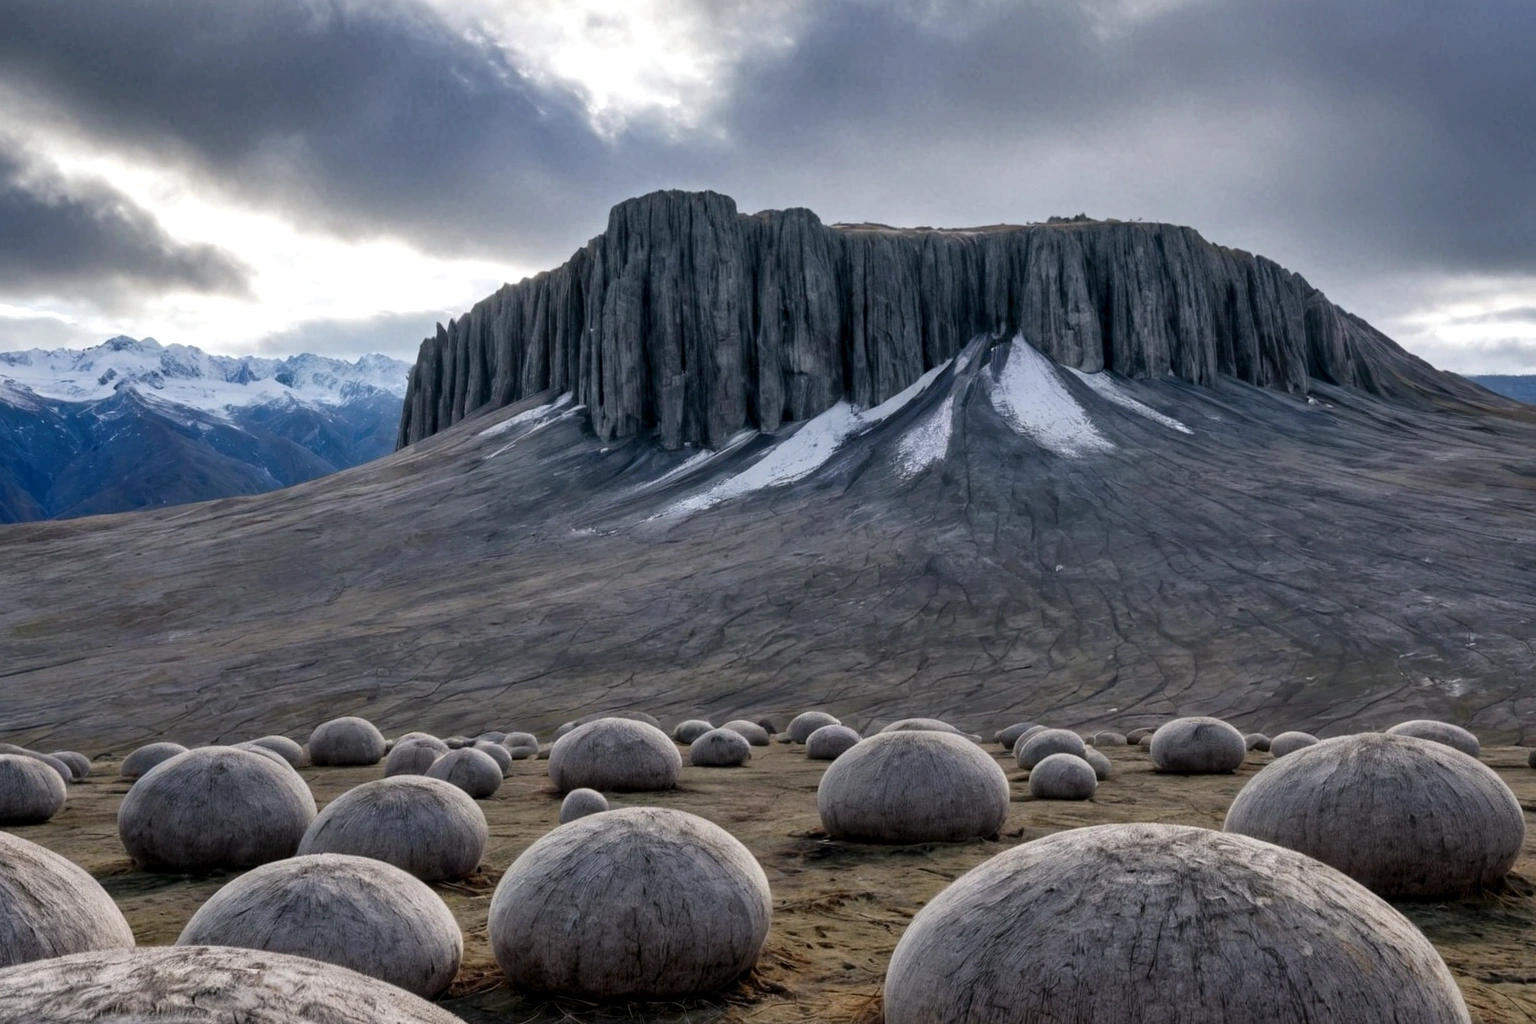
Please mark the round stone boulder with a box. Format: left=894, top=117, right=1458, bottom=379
left=177, top=853, right=462, bottom=998
left=489, top=807, right=771, bottom=998
left=426, top=748, right=503, bottom=799
left=549, top=719, right=681, bottom=793
left=0, top=945, right=464, bottom=1024
left=299, top=776, right=487, bottom=882
left=994, top=723, right=1036, bottom=751
left=1150, top=716, right=1246, bottom=774
left=246, top=736, right=304, bottom=767
left=1027, top=754, right=1097, bottom=801
left=787, top=712, right=841, bottom=743
left=1084, top=747, right=1113, bottom=780
left=1091, top=731, right=1127, bottom=747
left=384, top=738, right=444, bottom=777
left=1269, top=731, right=1319, bottom=758
left=1245, top=732, right=1272, bottom=752
left=308, top=717, right=387, bottom=767
left=1124, top=727, right=1158, bottom=744
left=1224, top=733, right=1524, bottom=897
left=118, top=747, right=317, bottom=871
left=806, top=724, right=862, bottom=761
left=1385, top=720, right=1480, bottom=758
left=721, top=720, right=771, bottom=746
left=818, top=731, right=1009, bottom=843
left=671, top=720, right=715, bottom=744
left=1015, top=728, right=1087, bottom=769
left=0, top=755, right=67, bottom=824
left=0, top=831, right=134, bottom=968
left=119, top=742, right=187, bottom=780
left=559, top=787, right=609, bottom=823
left=472, top=741, right=513, bottom=776
left=883, top=823, right=1471, bottom=1024
left=689, top=728, right=752, bottom=767
left=879, top=718, right=966, bottom=735
left=48, top=751, right=92, bottom=781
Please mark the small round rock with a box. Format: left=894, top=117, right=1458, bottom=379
left=119, top=742, right=187, bottom=780
left=721, top=720, right=772, bottom=746
left=1027, top=754, right=1098, bottom=800
left=1150, top=716, right=1246, bottom=774
left=559, top=788, right=609, bottom=824
left=671, top=720, right=715, bottom=744
left=1385, top=720, right=1480, bottom=758
left=689, top=728, right=752, bottom=767
left=806, top=724, right=862, bottom=761
left=0, top=756, right=67, bottom=824
left=426, top=748, right=503, bottom=799
left=1016, top=728, right=1087, bottom=769
left=1269, top=731, right=1319, bottom=758
left=0, top=830, right=135, bottom=968
left=308, top=717, right=387, bottom=767
left=787, top=712, right=841, bottom=743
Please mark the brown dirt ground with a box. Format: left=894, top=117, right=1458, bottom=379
left=7, top=742, right=1533, bottom=1024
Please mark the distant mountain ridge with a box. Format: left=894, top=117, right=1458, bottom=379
left=1470, top=375, right=1536, bottom=404
left=0, top=337, right=409, bottom=522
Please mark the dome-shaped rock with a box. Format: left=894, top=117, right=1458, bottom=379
left=1016, top=728, right=1087, bottom=769
left=689, top=728, right=752, bottom=767
left=426, top=748, right=503, bottom=799
left=806, top=724, right=862, bottom=760
left=119, top=742, right=187, bottom=780
left=549, top=719, right=681, bottom=793
left=671, top=719, right=715, bottom=744
left=721, top=720, right=771, bottom=746
left=0, top=830, right=134, bottom=968
left=787, top=712, right=841, bottom=743
left=559, top=788, right=609, bottom=823
left=1027, top=754, right=1097, bottom=800
left=1385, top=720, right=1480, bottom=758
left=1150, top=717, right=1246, bottom=774
left=818, top=731, right=1009, bottom=843
left=1269, top=731, right=1319, bottom=758
left=308, top=717, right=386, bottom=767
left=489, top=807, right=770, bottom=998
left=299, top=776, right=487, bottom=882
left=0, top=755, right=66, bottom=824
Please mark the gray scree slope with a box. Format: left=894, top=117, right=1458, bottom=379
left=1, top=192, right=1534, bottom=749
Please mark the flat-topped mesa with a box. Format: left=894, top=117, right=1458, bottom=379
left=396, top=189, right=1476, bottom=450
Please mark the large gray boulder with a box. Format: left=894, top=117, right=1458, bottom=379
left=548, top=719, right=681, bottom=793
left=0, top=946, right=464, bottom=1023
left=177, top=853, right=462, bottom=999
left=1026, top=754, right=1097, bottom=801
left=119, top=742, right=187, bottom=780
left=882, top=824, right=1471, bottom=1024
left=1150, top=717, right=1246, bottom=774
left=488, top=807, right=770, bottom=998
left=0, top=754, right=67, bottom=824
left=308, top=717, right=387, bottom=767
left=1385, top=720, right=1481, bottom=758
left=1224, top=733, right=1524, bottom=897
left=806, top=724, right=862, bottom=761
left=0, top=831, right=135, bottom=968
left=818, top=731, right=1009, bottom=843
left=426, top=748, right=503, bottom=798
left=689, top=728, right=752, bottom=767
left=1015, top=728, right=1087, bottom=769
left=298, top=776, right=488, bottom=882
left=787, top=712, right=840, bottom=743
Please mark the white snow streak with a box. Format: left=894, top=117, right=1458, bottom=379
left=663, top=359, right=952, bottom=515
left=477, top=392, right=574, bottom=438
left=989, top=338, right=1114, bottom=456
left=895, top=395, right=955, bottom=477
left=1067, top=368, right=1193, bottom=434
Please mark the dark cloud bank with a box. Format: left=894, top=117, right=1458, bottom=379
left=0, top=0, right=1532, bottom=355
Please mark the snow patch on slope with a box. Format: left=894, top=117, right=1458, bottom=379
left=989, top=338, right=1114, bottom=456
left=478, top=392, right=574, bottom=438
left=1068, top=368, right=1193, bottom=434
left=896, top=394, right=956, bottom=477
left=664, top=360, right=952, bottom=515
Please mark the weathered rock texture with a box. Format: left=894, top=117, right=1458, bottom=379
left=0, top=830, right=135, bottom=968
left=398, top=190, right=1486, bottom=451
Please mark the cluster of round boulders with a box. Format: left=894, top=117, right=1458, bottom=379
left=1084, top=748, right=1113, bottom=780
left=1016, top=728, right=1087, bottom=769
left=1150, top=716, right=1247, bottom=774
left=671, top=719, right=715, bottom=744
left=548, top=718, right=681, bottom=793
left=1090, top=731, right=1127, bottom=747
left=176, top=853, right=462, bottom=998
left=0, top=831, right=135, bottom=968
left=385, top=737, right=445, bottom=777
left=1245, top=732, right=1272, bottom=751
left=1386, top=720, right=1481, bottom=758
left=1224, top=733, right=1524, bottom=897
left=472, top=740, right=513, bottom=775
left=118, top=747, right=317, bottom=871
left=689, top=728, right=752, bottom=767
left=119, top=741, right=187, bottom=780
left=1027, top=754, right=1097, bottom=800
left=503, top=732, right=539, bottom=758
left=1269, top=731, right=1319, bottom=758
left=48, top=751, right=92, bottom=781
left=0, top=946, right=465, bottom=1024
left=426, top=748, right=503, bottom=798
left=559, top=788, right=609, bottom=823
left=0, top=754, right=67, bottom=824
left=819, top=731, right=1009, bottom=843
left=246, top=736, right=304, bottom=767
left=1124, top=726, right=1157, bottom=744
left=489, top=807, right=771, bottom=998
left=308, top=717, right=387, bottom=767
left=299, top=776, right=487, bottom=881
left=787, top=711, right=841, bottom=743
left=806, top=724, right=862, bottom=760
left=720, top=719, right=771, bottom=746
left=882, top=823, right=1471, bottom=1024
left=995, top=722, right=1036, bottom=751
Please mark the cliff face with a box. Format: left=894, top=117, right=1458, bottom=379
left=398, top=190, right=1476, bottom=450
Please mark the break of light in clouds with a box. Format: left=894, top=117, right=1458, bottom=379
left=0, top=0, right=1532, bottom=372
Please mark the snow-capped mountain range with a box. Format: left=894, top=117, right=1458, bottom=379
left=0, top=337, right=411, bottom=523
left=0, top=336, right=410, bottom=410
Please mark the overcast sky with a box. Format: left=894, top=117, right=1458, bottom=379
left=1, top=0, right=1532, bottom=373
